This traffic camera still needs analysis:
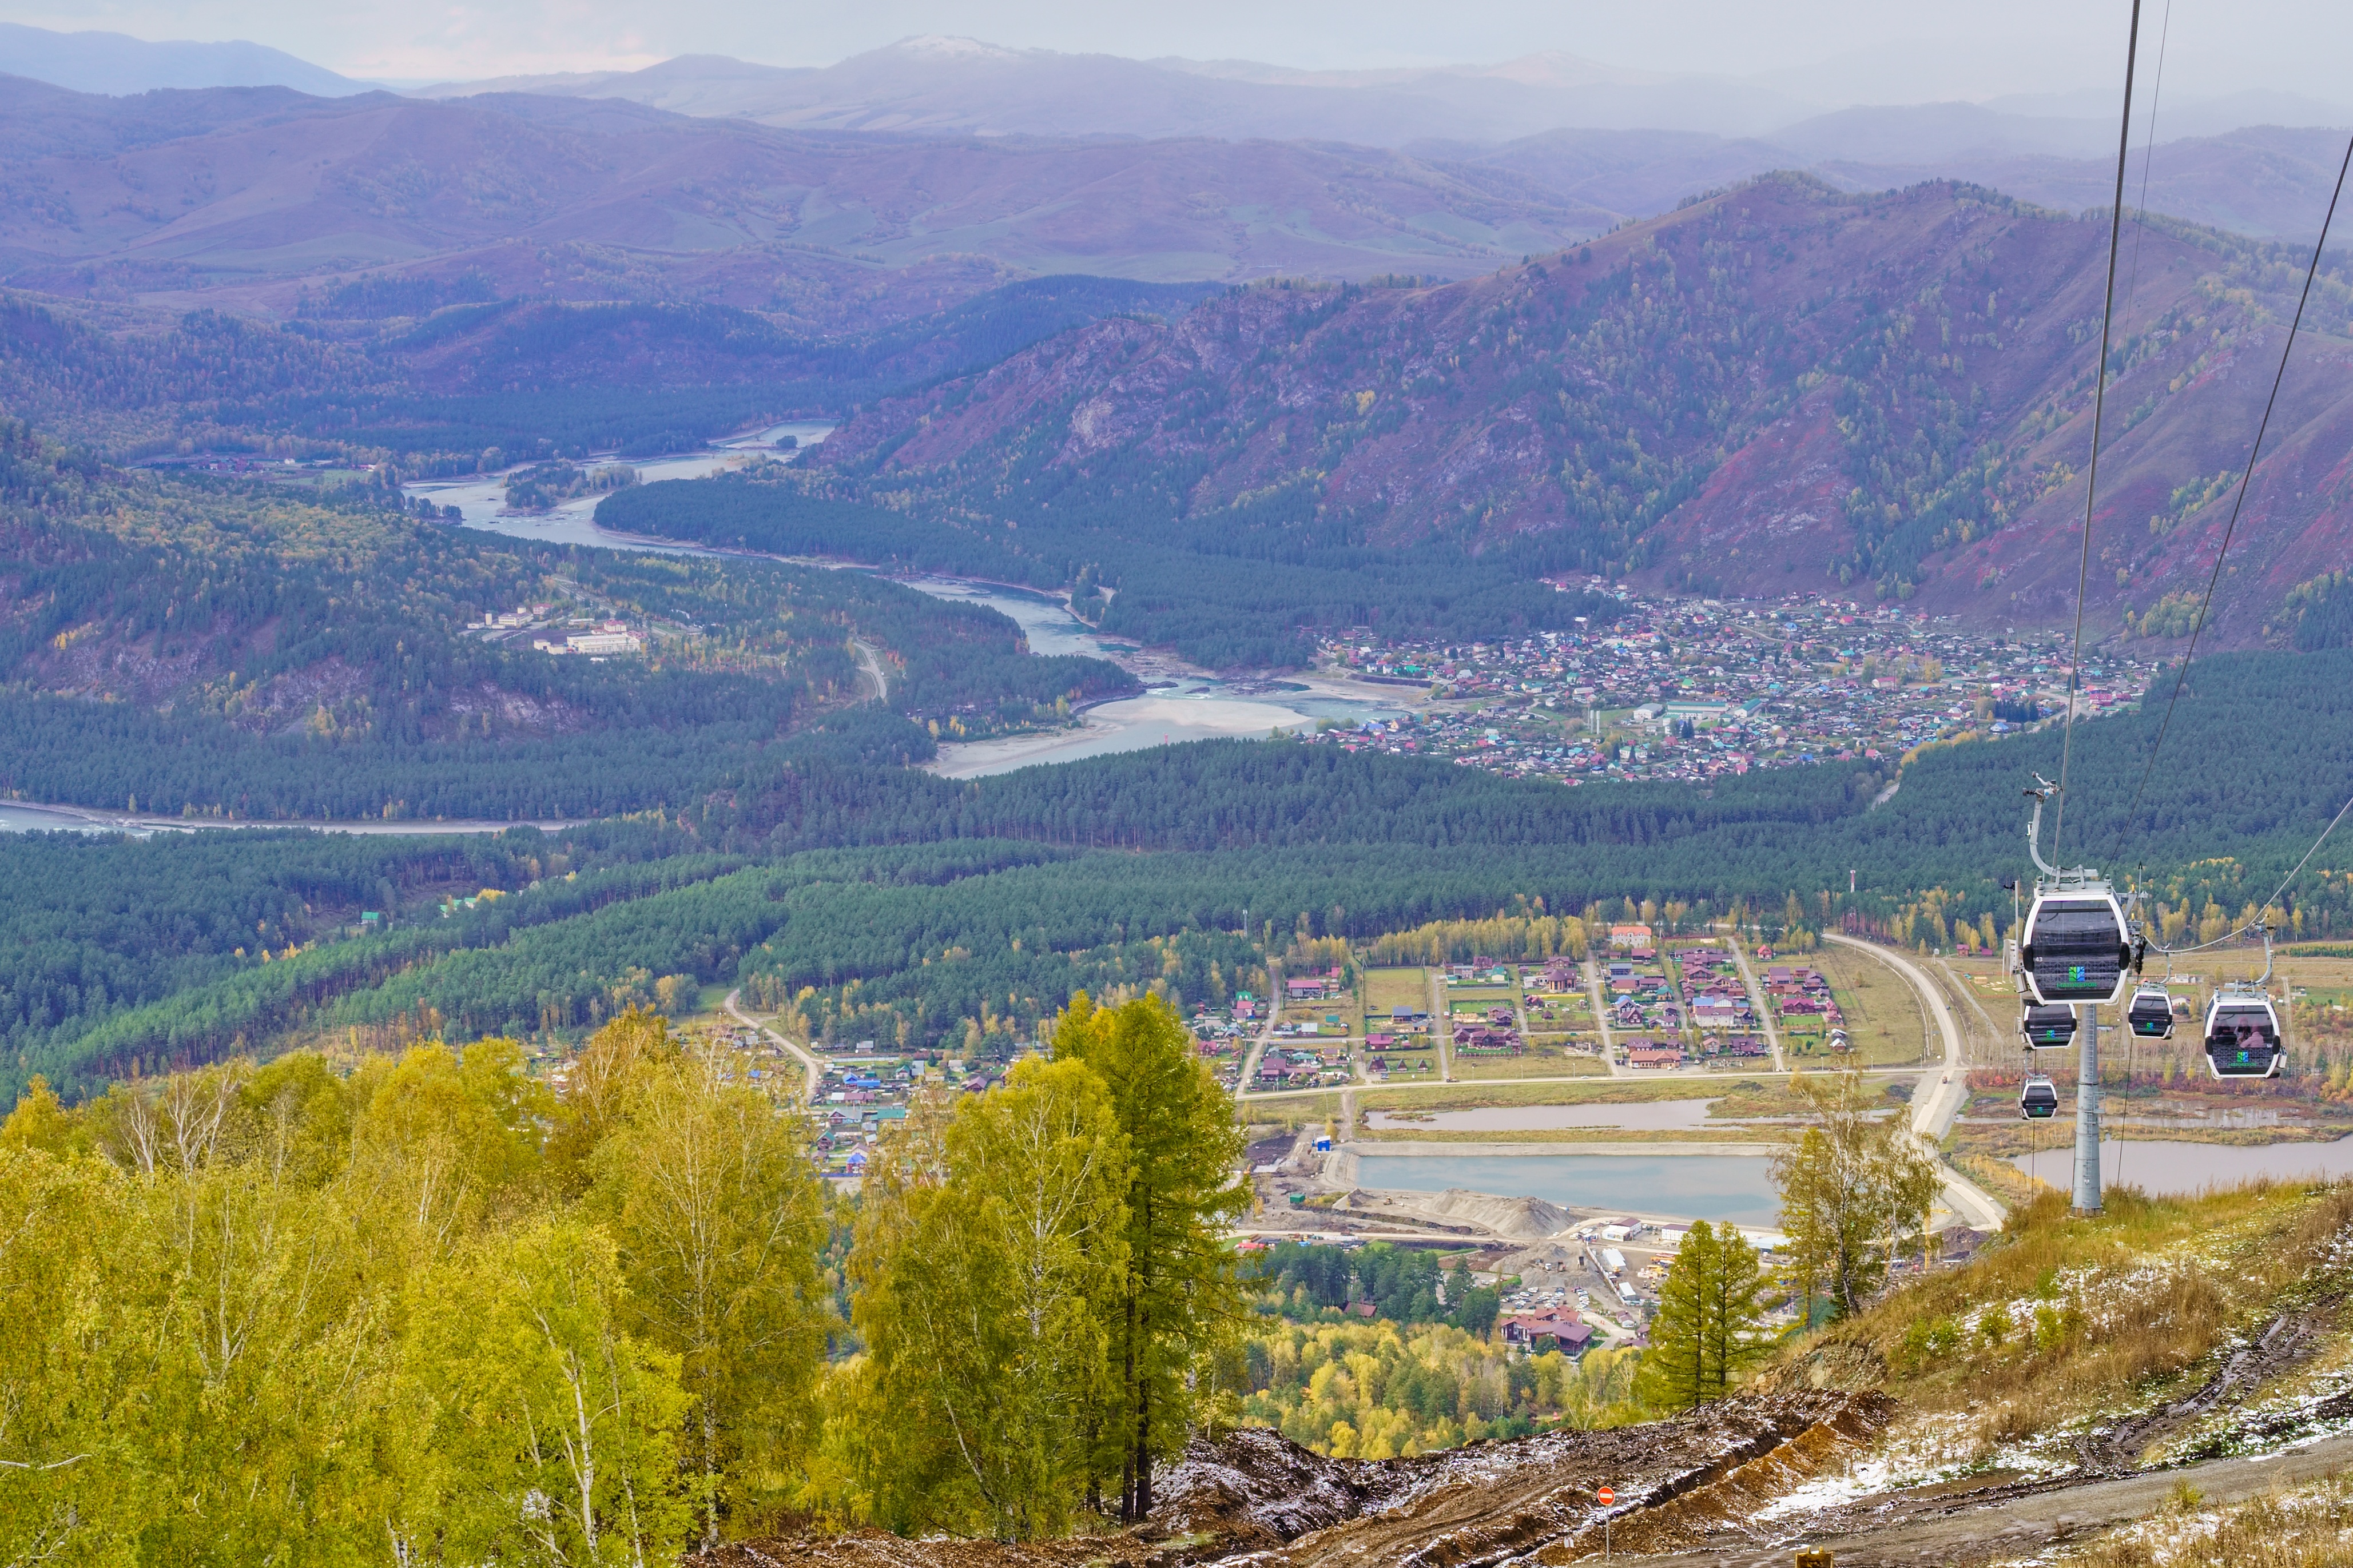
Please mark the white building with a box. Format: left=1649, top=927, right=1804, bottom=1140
left=565, top=631, right=644, bottom=656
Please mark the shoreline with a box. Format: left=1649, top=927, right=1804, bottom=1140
left=0, top=800, right=572, bottom=837
left=1340, top=1139, right=1780, bottom=1160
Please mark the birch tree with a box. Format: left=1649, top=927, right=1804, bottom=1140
left=849, top=1058, right=1127, bottom=1538
left=591, top=1034, right=830, bottom=1543
left=1771, top=1069, right=1942, bottom=1319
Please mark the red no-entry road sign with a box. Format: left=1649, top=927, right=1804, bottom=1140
left=1597, top=1487, right=1615, bottom=1506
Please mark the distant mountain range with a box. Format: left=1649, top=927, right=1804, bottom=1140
left=3, top=67, right=2351, bottom=337
left=0, top=21, right=364, bottom=97
left=0, top=77, right=1623, bottom=312
left=413, top=36, right=2353, bottom=157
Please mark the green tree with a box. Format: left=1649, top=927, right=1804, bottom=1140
left=1051, top=992, right=1249, bottom=1521
left=590, top=1033, right=832, bottom=1543
left=849, top=1057, right=1128, bottom=1538
left=1635, top=1220, right=1770, bottom=1411
left=1770, top=1069, right=1942, bottom=1319
left=395, top=1217, right=691, bottom=1566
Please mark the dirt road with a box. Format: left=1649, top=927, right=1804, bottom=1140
left=1620, top=1432, right=2353, bottom=1566
left=724, top=988, right=824, bottom=1103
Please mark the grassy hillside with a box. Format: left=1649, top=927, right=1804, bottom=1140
left=1799, top=1183, right=2353, bottom=1470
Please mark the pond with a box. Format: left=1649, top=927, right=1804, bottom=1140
left=0, top=803, right=125, bottom=835
left=1353, top=1153, right=1783, bottom=1226
left=2012, top=1137, right=2353, bottom=1195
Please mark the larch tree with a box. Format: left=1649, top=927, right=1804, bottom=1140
left=1636, top=1221, right=1716, bottom=1412
left=1634, top=1220, right=1771, bottom=1412
left=1051, top=992, right=1249, bottom=1523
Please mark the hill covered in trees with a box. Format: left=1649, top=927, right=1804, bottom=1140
left=0, top=275, right=1221, bottom=464
left=789, top=176, right=2353, bottom=644
left=0, top=420, right=1131, bottom=819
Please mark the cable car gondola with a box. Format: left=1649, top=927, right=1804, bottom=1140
left=2127, top=984, right=2177, bottom=1039
left=2021, top=1004, right=2078, bottom=1049
left=2018, top=888, right=2133, bottom=1007
left=2204, top=992, right=2283, bottom=1080
left=2020, top=1074, right=2060, bottom=1119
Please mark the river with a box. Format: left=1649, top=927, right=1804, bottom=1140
left=402, top=420, right=836, bottom=553
left=1353, top=1152, right=1783, bottom=1226
left=2013, top=1137, right=2353, bottom=1195
left=0, top=801, right=567, bottom=837
left=399, top=438, right=1412, bottom=778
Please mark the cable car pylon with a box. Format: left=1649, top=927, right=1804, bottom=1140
left=2012, top=777, right=2138, bottom=1216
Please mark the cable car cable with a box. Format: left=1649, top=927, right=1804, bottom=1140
left=2104, top=125, right=2353, bottom=867
left=2053, top=0, right=2147, bottom=859
left=2116, top=0, right=2175, bottom=351
left=2146, top=783, right=2353, bottom=958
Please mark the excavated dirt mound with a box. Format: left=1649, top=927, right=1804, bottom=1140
left=1409, top=1188, right=1576, bottom=1239
left=1155, top=1426, right=1414, bottom=1551
left=700, top=1392, right=1893, bottom=1568
left=1256, top=1391, right=1892, bottom=1568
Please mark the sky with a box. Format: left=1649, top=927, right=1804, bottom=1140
left=0, top=0, right=2342, bottom=107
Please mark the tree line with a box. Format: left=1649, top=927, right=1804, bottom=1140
left=0, top=991, right=1249, bottom=1558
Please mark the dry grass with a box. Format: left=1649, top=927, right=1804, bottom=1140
left=1796, top=1182, right=2353, bottom=1456
left=2061, top=1473, right=2353, bottom=1568
left=1354, top=1077, right=1795, bottom=1112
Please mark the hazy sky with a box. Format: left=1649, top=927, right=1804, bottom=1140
left=0, top=0, right=2342, bottom=105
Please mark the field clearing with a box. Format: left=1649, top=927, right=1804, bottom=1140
left=1523, top=991, right=1592, bottom=1027
left=1307, top=993, right=1365, bottom=1036
left=1366, top=1049, right=1441, bottom=1083
left=1447, top=1046, right=1610, bottom=1080
left=1811, top=943, right=1934, bottom=1066
left=1364, top=966, right=1432, bottom=1013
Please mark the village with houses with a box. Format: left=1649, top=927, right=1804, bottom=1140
left=1301, top=586, right=2160, bottom=786
left=1208, top=922, right=1863, bottom=1092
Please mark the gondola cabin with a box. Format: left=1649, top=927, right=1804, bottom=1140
left=2021, top=1003, right=2078, bottom=1049
left=2204, top=993, right=2283, bottom=1080
left=2018, top=889, right=2132, bottom=1007
left=2127, top=985, right=2177, bottom=1040
left=2020, top=1075, right=2060, bottom=1119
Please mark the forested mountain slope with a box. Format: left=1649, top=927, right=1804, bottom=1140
left=0, top=421, right=1130, bottom=817
left=808, top=175, right=2353, bottom=640
left=0, top=76, right=1616, bottom=309
left=0, top=276, right=1220, bottom=460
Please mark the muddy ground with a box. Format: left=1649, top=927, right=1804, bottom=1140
left=702, top=1392, right=1890, bottom=1568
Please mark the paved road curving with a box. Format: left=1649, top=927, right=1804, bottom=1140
left=1823, top=932, right=2006, bottom=1231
